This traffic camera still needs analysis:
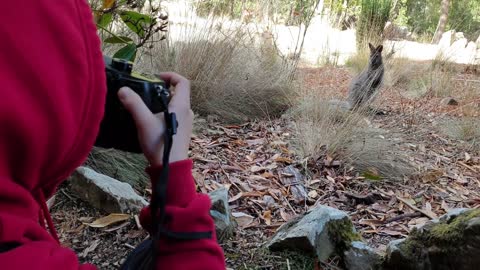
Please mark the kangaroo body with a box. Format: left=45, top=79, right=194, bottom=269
left=348, top=44, right=384, bottom=109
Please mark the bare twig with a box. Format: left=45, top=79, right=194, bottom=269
left=396, top=197, right=437, bottom=219
left=383, top=212, right=423, bottom=224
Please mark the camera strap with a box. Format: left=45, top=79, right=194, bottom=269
left=120, top=89, right=211, bottom=270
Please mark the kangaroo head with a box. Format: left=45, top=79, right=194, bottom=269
left=368, top=43, right=383, bottom=70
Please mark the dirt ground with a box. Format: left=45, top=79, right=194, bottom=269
left=52, top=65, right=480, bottom=269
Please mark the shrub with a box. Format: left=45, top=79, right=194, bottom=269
left=139, top=16, right=296, bottom=123
left=356, top=0, right=392, bottom=49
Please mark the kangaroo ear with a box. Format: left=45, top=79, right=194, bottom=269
left=377, top=45, right=383, bottom=53
left=368, top=43, right=375, bottom=52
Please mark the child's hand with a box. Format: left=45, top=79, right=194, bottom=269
left=118, top=72, right=193, bottom=167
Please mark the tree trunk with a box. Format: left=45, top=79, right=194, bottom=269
left=432, top=0, right=450, bottom=44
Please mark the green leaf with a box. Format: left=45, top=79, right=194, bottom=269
left=120, top=11, right=153, bottom=38
left=361, top=171, right=383, bottom=181
left=113, top=43, right=137, bottom=62
left=104, top=36, right=133, bottom=44
left=97, top=13, right=113, bottom=28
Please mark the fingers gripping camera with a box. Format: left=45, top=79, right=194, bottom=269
left=95, top=56, right=172, bottom=153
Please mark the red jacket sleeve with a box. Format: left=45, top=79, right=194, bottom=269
left=139, top=159, right=226, bottom=269
left=0, top=160, right=224, bottom=270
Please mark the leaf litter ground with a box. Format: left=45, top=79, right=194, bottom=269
left=52, top=66, right=480, bottom=269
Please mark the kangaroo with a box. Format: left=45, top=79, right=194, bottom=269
left=348, top=43, right=384, bottom=110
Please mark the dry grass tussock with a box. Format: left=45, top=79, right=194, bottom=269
left=289, top=78, right=412, bottom=180
left=139, top=14, right=296, bottom=123
left=440, top=118, right=480, bottom=148
left=385, top=52, right=468, bottom=99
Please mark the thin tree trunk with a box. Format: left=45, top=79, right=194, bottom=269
left=432, top=0, right=450, bottom=44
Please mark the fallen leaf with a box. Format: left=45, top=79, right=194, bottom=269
left=250, top=165, right=267, bottom=173
left=408, top=217, right=430, bottom=227
left=308, top=190, right=318, bottom=199
left=104, top=221, right=130, bottom=232
left=371, top=203, right=389, bottom=213
left=425, top=202, right=432, bottom=212
left=455, top=177, right=469, bottom=185
left=79, top=239, right=100, bottom=258
left=274, top=157, right=294, bottom=164
left=249, top=183, right=269, bottom=191
left=261, top=172, right=275, bottom=178
left=400, top=197, right=416, bottom=206
left=262, top=210, right=272, bottom=225
left=310, top=179, right=321, bottom=185
left=441, top=200, right=450, bottom=212
left=232, top=212, right=254, bottom=228
left=86, top=214, right=130, bottom=228
left=263, top=195, right=276, bottom=209
left=232, top=139, right=246, bottom=146
left=229, top=192, right=244, bottom=203
left=380, top=230, right=404, bottom=236
left=465, top=152, right=471, bottom=162
left=362, top=229, right=380, bottom=234
left=362, top=169, right=382, bottom=180
left=270, top=140, right=287, bottom=146
left=280, top=209, right=294, bottom=222
left=423, top=202, right=438, bottom=219
left=249, top=175, right=268, bottom=181
left=326, top=176, right=335, bottom=183
left=266, top=164, right=278, bottom=170
left=359, top=219, right=384, bottom=229
left=102, top=0, right=116, bottom=9
left=246, top=138, right=265, bottom=145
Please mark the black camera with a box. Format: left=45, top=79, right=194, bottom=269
left=95, top=56, right=171, bottom=153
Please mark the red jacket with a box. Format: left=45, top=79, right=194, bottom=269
left=0, top=0, right=225, bottom=269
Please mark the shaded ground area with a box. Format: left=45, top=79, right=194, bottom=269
left=53, top=65, right=480, bottom=269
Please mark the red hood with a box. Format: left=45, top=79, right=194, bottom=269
left=0, top=0, right=105, bottom=242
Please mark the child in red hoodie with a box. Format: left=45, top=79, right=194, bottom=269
left=0, top=0, right=225, bottom=269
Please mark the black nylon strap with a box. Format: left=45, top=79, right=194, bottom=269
left=120, top=86, right=212, bottom=270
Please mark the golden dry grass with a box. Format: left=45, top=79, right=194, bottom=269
left=139, top=15, right=296, bottom=123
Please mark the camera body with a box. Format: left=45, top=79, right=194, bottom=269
left=95, top=56, right=170, bottom=153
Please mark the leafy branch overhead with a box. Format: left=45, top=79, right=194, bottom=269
left=93, top=0, right=169, bottom=62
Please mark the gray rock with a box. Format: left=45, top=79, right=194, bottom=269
left=439, top=30, right=455, bottom=49
left=441, top=97, right=459, bottom=106
left=268, top=205, right=360, bottom=261
left=454, top=32, right=465, bottom=41
left=208, top=187, right=234, bottom=243
left=384, top=22, right=409, bottom=40
left=451, top=38, right=468, bottom=51
left=70, top=167, right=148, bottom=213
left=384, top=208, right=480, bottom=270
left=344, top=241, right=382, bottom=270
left=476, top=35, right=480, bottom=47
left=438, top=208, right=469, bottom=222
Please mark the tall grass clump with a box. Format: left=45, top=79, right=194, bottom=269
left=290, top=84, right=412, bottom=179
left=356, top=0, right=392, bottom=49
left=139, top=14, right=296, bottom=123
left=395, top=53, right=456, bottom=99
left=290, top=90, right=363, bottom=161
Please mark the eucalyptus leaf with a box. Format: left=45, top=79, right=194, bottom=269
left=98, top=13, right=113, bottom=28
left=120, top=11, right=153, bottom=38
left=104, top=36, right=133, bottom=44
left=113, top=43, right=137, bottom=62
